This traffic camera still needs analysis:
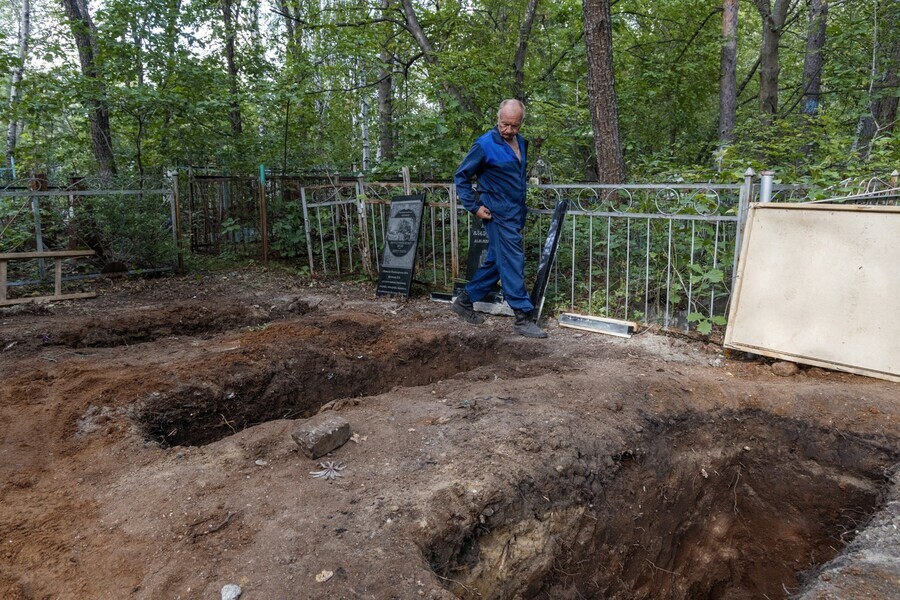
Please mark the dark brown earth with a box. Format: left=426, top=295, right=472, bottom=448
left=1, top=267, right=897, bottom=600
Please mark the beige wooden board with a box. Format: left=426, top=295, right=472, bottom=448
left=725, top=203, right=900, bottom=382
left=0, top=250, right=95, bottom=260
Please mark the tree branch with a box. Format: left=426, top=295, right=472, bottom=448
left=270, top=7, right=410, bottom=34
left=672, top=8, right=722, bottom=65
left=540, top=31, right=585, bottom=81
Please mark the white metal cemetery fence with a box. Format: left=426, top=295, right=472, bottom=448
left=289, top=171, right=898, bottom=330
left=15, top=169, right=879, bottom=330
left=183, top=173, right=763, bottom=330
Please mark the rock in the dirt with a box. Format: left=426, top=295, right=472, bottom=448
left=292, top=413, right=351, bottom=459
left=772, top=361, right=799, bottom=377
left=221, top=584, right=242, bottom=600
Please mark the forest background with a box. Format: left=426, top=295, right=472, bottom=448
left=1, top=0, right=898, bottom=186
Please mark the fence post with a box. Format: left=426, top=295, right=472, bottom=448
left=186, top=166, right=195, bottom=252
left=300, top=186, right=315, bottom=273
left=891, top=169, right=898, bottom=186
left=759, top=170, right=774, bottom=203
left=169, top=170, right=184, bottom=272
left=731, top=168, right=755, bottom=291
left=356, top=173, right=373, bottom=277
left=401, top=167, right=411, bottom=195
left=449, top=184, right=459, bottom=281
left=30, top=194, right=46, bottom=280
left=259, top=164, right=269, bottom=264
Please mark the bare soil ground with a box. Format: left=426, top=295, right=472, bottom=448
left=1, top=267, right=898, bottom=600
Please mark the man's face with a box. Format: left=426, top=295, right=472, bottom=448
left=497, top=107, right=523, bottom=141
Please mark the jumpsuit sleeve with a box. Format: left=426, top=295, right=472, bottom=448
left=453, top=142, right=486, bottom=214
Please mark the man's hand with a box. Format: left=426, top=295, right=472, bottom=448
left=475, top=206, right=492, bottom=220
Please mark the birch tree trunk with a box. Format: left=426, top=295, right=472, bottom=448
left=6, top=0, right=31, bottom=172
left=754, top=0, right=791, bottom=115
left=359, top=62, right=371, bottom=171
left=512, top=0, right=540, bottom=102
left=801, top=0, right=828, bottom=115
left=583, top=0, right=625, bottom=184
left=718, top=0, right=739, bottom=144
left=61, top=0, right=117, bottom=178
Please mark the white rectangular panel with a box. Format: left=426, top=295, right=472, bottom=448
left=725, top=204, right=899, bottom=382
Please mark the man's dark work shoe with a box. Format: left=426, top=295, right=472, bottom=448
left=451, top=291, right=484, bottom=325
left=513, top=310, right=548, bottom=339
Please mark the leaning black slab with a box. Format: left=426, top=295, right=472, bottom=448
left=376, top=195, right=426, bottom=298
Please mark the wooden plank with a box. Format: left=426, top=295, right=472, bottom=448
left=0, top=292, right=97, bottom=307
left=54, top=259, right=63, bottom=296
left=0, top=250, right=96, bottom=260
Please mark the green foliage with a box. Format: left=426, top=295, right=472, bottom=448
left=269, top=198, right=307, bottom=258
left=74, top=193, right=177, bottom=267
left=0, top=197, right=32, bottom=252
left=0, top=0, right=894, bottom=186
left=688, top=312, right=727, bottom=336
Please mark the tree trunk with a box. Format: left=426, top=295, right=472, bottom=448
left=60, top=0, right=117, bottom=178
left=872, top=31, right=900, bottom=135
left=132, top=19, right=145, bottom=178
left=512, top=0, right=540, bottom=102
left=279, top=0, right=302, bottom=64
left=359, top=62, right=371, bottom=171
left=854, top=1, right=900, bottom=156
left=6, top=0, right=31, bottom=172
left=222, top=0, right=242, bottom=135
left=718, top=0, right=739, bottom=144
left=801, top=0, right=828, bottom=115
left=754, top=0, right=791, bottom=115
left=399, top=0, right=480, bottom=118
left=583, top=0, right=625, bottom=184
left=377, top=0, right=395, bottom=161
left=158, top=0, right=182, bottom=161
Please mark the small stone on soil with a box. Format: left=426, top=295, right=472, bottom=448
left=292, top=413, right=351, bottom=459
left=221, top=584, right=242, bottom=600
left=771, top=361, right=799, bottom=377
left=315, top=569, right=334, bottom=583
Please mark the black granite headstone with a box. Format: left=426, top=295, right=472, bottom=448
left=530, top=199, right=570, bottom=321
left=466, top=217, right=490, bottom=280
left=453, top=216, right=504, bottom=304
left=376, top=195, right=426, bottom=298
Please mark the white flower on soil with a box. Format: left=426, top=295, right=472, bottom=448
left=310, top=461, right=345, bottom=480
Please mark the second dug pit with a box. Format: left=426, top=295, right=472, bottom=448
left=424, top=411, right=897, bottom=600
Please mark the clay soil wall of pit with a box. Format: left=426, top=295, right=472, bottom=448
left=424, top=411, right=897, bottom=599
left=0, top=267, right=898, bottom=600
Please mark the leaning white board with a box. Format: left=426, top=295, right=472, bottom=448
left=724, top=203, right=899, bottom=382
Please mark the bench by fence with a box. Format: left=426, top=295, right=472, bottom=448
left=0, top=250, right=97, bottom=306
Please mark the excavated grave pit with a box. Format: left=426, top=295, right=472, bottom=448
left=425, top=410, right=898, bottom=600
left=49, top=300, right=310, bottom=348
left=136, top=316, right=541, bottom=447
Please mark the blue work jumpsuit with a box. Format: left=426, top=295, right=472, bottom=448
left=454, top=127, right=534, bottom=313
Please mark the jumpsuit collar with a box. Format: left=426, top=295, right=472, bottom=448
left=491, top=127, right=523, bottom=163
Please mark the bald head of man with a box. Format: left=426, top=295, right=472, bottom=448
left=497, top=99, right=525, bottom=142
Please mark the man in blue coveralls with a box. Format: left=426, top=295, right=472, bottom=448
left=451, top=99, right=547, bottom=338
